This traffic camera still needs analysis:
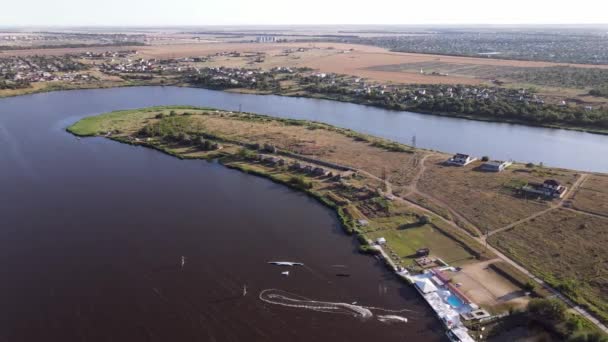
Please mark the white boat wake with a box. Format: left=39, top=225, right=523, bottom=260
left=377, top=315, right=409, bottom=323
left=268, top=261, right=304, bottom=266
left=259, top=289, right=412, bottom=323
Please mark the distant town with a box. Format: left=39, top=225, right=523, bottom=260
left=2, top=46, right=608, bottom=133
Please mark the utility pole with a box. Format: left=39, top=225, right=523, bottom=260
left=412, top=135, right=417, bottom=149
left=239, top=103, right=242, bottom=112
left=381, top=167, right=388, bottom=192
left=484, top=228, right=489, bottom=254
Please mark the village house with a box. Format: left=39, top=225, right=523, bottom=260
left=446, top=153, right=477, bottom=166
left=290, top=162, right=313, bottom=173
left=521, top=179, right=568, bottom=199
left=481, top=160, right=512, bottom=172
left=268, top=157, right=284, bottom=166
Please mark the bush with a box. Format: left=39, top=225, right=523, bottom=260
left=177, top=132, right=192, bottom=145
left=237, top=148, right=257, bottom=159
left=528, top=298, right=567, bottom=323
left=418, top=215, right=431, bottom=225
left=155, top=113, right=164, bottom=119
left=357, top=234, right=369, bottom=246
left=481, top=156, right=490, bottom=162
left=568, top=332, right=608, bottom=342
left=524, top=280, right=536, bottom=292
left=288, top=176, right=313, bottom=190
left=359, top=245, right=380, bottom=255
left=169, top=110, right=177, bottom=116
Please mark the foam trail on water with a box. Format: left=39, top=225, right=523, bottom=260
left=259, top=289, right=413, bottom=322
left=377, top=315, right=409, bottom=324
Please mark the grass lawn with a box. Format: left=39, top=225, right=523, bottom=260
left=67, top=106, right=206, bottom=136
left=365, top=225, right=475, bottom=266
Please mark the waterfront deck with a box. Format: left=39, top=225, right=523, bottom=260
left=408, top=272, right=476, bottom=342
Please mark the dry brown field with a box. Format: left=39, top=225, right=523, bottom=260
left=189, top=113, right=420, bottom=185
left=5, top=41, right=608, bottom=86
left=416, top=155, right=579, bottom=231
left=572, top=175, right=608, bottom=217
left=488, top=208, right=608, bottom=321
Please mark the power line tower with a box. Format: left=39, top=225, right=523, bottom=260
left=412, top=135, right=417, bottom=149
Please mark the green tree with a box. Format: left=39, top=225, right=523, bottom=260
left=527, top=298, right=567, bottom=322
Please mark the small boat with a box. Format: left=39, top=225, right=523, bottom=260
left=281, top=271, right=290, bottom=276
left=336, top=273, right=351, bottom=277
left=268, top=261, right=304, bottom=267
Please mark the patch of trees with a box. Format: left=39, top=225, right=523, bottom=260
left=340, top=30, right=608, bottom=65
left=502, top=66, right=608, bottom=88
left=408, top=97, right=608, bottom=129
left=590, top=87, right=608, bottom=98
left=309, top=85, right=608, bottom=129
left=120, top=74, right=154, bottom=81
left=138, top=115, right=223, bottom=150
left=288, top=175, right=313, bottom=190
left=0, top=42, right=145, bottom=51
left=526, top=298, right=608, bottom=342
left=138, top=116, right=193, bottom=138
left=186, top=69, right=281, bottom=91
left=0, top=79, right=30, bottom=89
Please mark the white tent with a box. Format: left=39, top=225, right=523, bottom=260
left=415, top=279, right=438, bottom=294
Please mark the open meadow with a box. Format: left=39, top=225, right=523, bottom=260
left=489, top=209, right=608, bottom=323
left=414, top=155, right=578, bottom=231
left=572, top=175, right=608, bottom=217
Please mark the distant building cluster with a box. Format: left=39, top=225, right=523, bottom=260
left=256, top=36, right=278, bottom=43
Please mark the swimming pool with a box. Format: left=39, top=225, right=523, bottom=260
left=447, top=295, right=464, bottom=308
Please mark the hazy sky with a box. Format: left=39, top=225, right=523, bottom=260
left=3, top=0, right=608, bottom=26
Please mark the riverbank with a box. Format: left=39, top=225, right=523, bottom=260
left=260, top=89, right=608, bottom=136
left=4, top=77, right=608, bottom=136
left=0, top=79, right=174, bottom=99
left=67, top=105, right=608, bottom=337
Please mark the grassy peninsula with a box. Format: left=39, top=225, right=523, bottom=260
left=68, top=106, right=608, bottom=338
